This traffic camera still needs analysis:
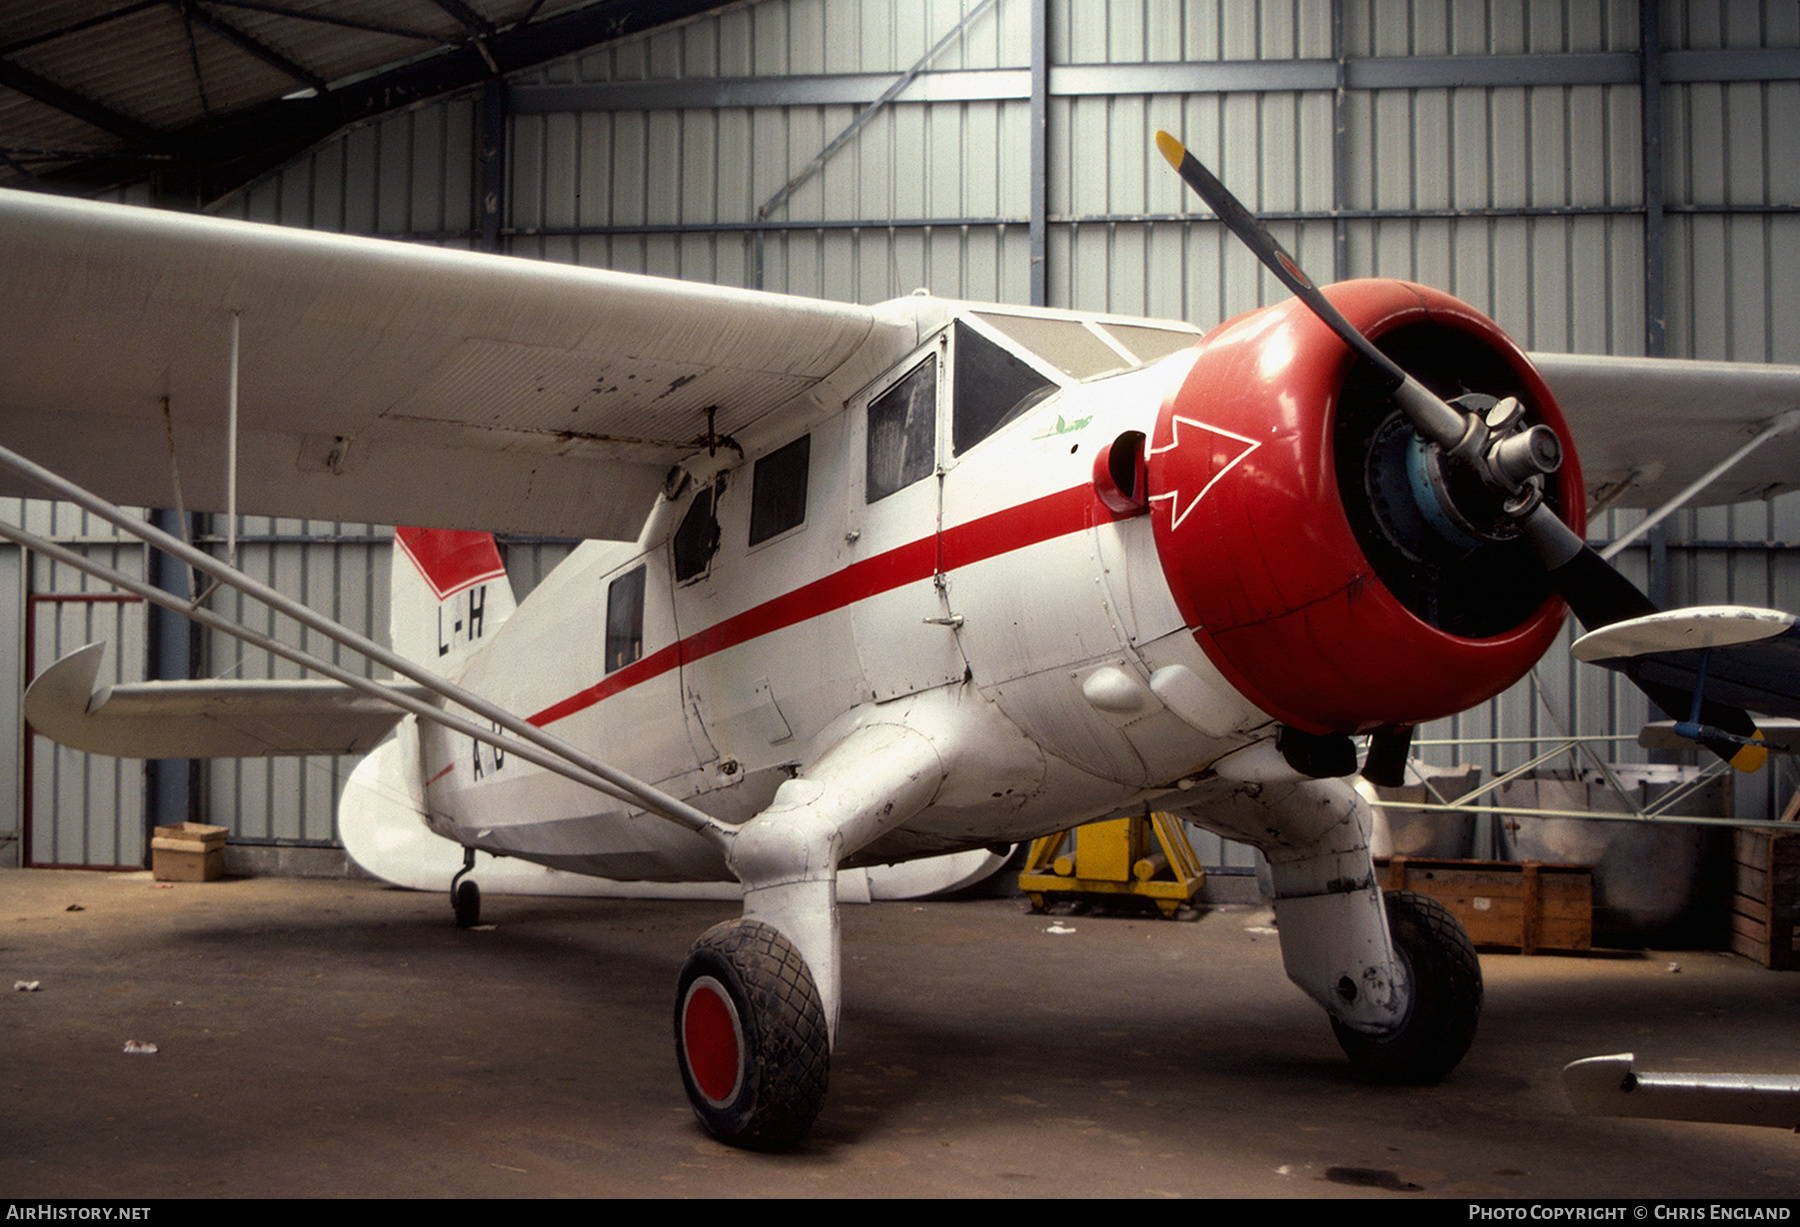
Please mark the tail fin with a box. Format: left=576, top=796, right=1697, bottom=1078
left=390, top=527, right=517, bottom=679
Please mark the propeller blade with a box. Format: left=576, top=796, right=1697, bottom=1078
left=1521, top=476, right=1764, bottom=764
left=1517, top=503, right=1657, bottom=630
left=1362, top=725, right=1416, bottom=788
left=1154, top=130, right=1465, bottom=448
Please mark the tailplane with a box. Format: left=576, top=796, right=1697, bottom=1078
left=390, top=527, right=517, bottom=679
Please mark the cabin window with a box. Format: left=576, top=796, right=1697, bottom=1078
left=604, top=565, right=646, bottom=672
left=749, top=434, right=810, bottom=545
left=673, top=483, right=721, bottom=581
left=866, top=353, right=936, bottom=502
left=952, top=319, right=1058, bottom=454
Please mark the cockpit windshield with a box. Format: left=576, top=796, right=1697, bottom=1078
left=947, top=311, right=1200, bottom=455
left=972, top=310, right=1198, bottom=381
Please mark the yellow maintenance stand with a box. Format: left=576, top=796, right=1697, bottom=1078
left=1019, top=811, right=1205, bottom=917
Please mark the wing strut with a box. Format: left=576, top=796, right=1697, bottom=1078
left=1598, top=408, right=1800, bottom=561
left=0, top=441, right=733, bottom=847
left=225, top=310, right=240, bottom=568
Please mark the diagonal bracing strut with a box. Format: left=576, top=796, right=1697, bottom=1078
left=0, top=440, right=734, bottom=847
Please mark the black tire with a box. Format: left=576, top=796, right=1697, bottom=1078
left=1331, top=890, right=1482, bottom=1084
left=452, top=878, right=480, bottom=929
left=674, top=919, right=830, bottom=1151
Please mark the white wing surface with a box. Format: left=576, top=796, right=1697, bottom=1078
left=0, top=190, right=911, bottom=539
left=1531, top=351, right=1800, bottom=509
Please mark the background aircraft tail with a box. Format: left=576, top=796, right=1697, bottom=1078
left=390, top=527, right=517, bottom=680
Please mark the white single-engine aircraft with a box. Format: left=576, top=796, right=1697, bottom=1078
left=4, top=134, right=1800, bottom=1149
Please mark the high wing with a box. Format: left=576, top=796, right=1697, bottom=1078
left=6, top=189, right=1798, bottom=536
left=1530, top=352, right=1800, bottom=509
left=0, top=190, right=915, bottom=540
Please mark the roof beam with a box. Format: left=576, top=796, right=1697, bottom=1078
left=42, top=0, right=732, bottom=205
left=0, top=55, right=165, bottom=147
left=427, top=0, right=497, bottom=38
left=181, top=1, right=330, bottom=94
left=197, top=1, right=446, bottom=44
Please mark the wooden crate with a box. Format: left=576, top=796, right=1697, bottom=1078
left=1730, top=829, right=1800, bottom=970
left=1375, top=856, right=1592, bottom=953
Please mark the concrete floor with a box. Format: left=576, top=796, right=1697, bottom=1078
left=3, top=867, right=1797, bottom=1199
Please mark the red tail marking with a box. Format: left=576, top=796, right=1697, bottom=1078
left=396, top=528, right=508, bottom=601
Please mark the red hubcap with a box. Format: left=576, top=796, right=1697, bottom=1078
left=682, top=977, right=744, bottom=1106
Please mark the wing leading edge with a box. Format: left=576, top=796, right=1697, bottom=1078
left=0, top=190, right=916, bottom=540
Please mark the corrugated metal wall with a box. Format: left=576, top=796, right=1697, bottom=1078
left=198, top=518, right=391, bottom=848
left=6, top=500, right=149, bottom=867
left=10, top=0, right=1799, bottom=866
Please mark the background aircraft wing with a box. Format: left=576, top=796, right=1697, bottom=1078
left=0, top=191, right=911, bottom=540
left=1572, top=605, right=1800, bottom=721
left=1531, top=352, right=1800, bottom=510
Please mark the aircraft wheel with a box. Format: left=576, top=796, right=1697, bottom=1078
left=452, top=878, right=481, bottom=928
left=674, top=919, right=829, bottom=1151
left=1331, top=890, right=1482, bottom=1084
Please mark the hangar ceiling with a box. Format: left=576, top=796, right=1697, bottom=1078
left=0, top=0, right=727, bottom=204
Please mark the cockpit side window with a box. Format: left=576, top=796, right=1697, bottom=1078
left=952, top=319, right=1058, bottom=454
left=604, top=565, right=646, bottom=672
left=672, top=482, right=721, bottom=582
left=750, top=434, right=811, bottom=545
left=866, top=353, right=937, bottom=503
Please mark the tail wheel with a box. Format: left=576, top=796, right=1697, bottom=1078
left=1331, top=890, right=1483, bottom=1084
left=674, top=919, right=829, bottom=1150
left=451, top=878, right=481, bottom=929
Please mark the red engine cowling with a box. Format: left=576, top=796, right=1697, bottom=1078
left=1146, top=279, right=1584, bottom=735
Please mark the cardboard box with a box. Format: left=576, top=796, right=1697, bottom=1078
left=151, top=823, right=227, bottom=882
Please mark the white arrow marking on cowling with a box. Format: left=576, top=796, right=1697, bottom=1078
left=1148, top=416, right=1262, bottom=532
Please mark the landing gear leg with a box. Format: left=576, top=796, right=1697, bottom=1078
left=1183, top=776, right=1482, bottom=1081
left=671, top=710, right=950, bottom=1148
left=450, top=848, right=480, bottom=928
left=673, top=874, right=839, bottom=1150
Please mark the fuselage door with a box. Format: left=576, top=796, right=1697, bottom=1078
left=849, top=332, right=966, bottom=701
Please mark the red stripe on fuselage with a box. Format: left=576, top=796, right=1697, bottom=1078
left=525, top=483, right=1101, bottom=729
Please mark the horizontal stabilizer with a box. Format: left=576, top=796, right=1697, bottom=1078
left=1573, top=605, right=1800, bottom=721
left=26, top=643, right=428, bottom=758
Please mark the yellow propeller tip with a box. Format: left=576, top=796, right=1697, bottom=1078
left=1155, top=130, right=1185, bottom=168
left=1730, top=735, right=1768, bottom=773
